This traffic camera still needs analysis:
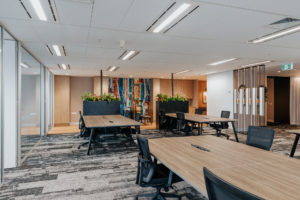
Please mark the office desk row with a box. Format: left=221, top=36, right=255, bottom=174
left=149, top=135, right=300, bottom=200
left=165, top=113, right=239, bottom=142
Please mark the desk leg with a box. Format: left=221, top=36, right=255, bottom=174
left=231, top=121, right=239, bottom=142
left=198, top=123, right=203, bottom=135
left=86, top=128, right=95, bottom=155
left=290, top=134, right=300, bottom=157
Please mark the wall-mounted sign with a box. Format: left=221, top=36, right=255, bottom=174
left=281, top=63, right=293, bottom=71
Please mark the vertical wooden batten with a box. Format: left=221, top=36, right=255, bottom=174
left=54, top=76, right=70, bottom=126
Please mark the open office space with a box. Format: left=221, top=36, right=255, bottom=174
left=1, top=0, right=300, bottom=199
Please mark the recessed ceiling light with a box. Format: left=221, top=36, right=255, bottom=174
left=241, top=60, right=271, bottom=68
left=175, top=69, right=191, bottom=74
left=153, top=3, right=191, bottom=33
left=21, top=62, right=30, bottom=69
left=107, top=66, right=119, bottom=72
left=208, top=58, right=237, bottom=66
left=119, top=50, right=140, bottom=60
left=30, top=0, right=47, bottom=21
left=249, top=24, right=300, bottom=43
left=52, top=45, right=61, bottom=56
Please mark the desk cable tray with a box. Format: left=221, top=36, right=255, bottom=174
left=191, top=144, right=210, bottom=152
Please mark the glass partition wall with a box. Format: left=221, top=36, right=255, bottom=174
left=0, top=24, right=53, bottom=184
left=20, top=47, right=41, bottom=136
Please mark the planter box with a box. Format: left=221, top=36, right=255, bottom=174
left=83, top=101, right=121, bottom=115
left=156, top=101, right=189, bottom=128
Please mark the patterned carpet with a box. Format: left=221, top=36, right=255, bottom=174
left=1, top=125, right=300, bottom=200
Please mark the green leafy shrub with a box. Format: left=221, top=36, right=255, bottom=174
left=156, top=93, right=186, bottom=102
left=81, top=92, right=120, bottom=102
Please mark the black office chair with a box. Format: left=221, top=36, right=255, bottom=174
left=246, top=126, right=275, bottom=151
left=195, top=108, right=204, bottom=115
left=135, top=135, right=182, bottom=200
left=136, top=113, right=141, bottom=122
left=176, top=112, right=193, bottom=136
left=203, top=167, right=263, bottom=200
left=159, top=110, right=168, bottom=133
left=77, top=111, right=90, bottom=149
left=210, top=111, right=230, bottom=139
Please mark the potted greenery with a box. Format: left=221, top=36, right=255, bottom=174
left=81, top=92, right=121, bottom=115
left=156, top=93, right=189, bottom=128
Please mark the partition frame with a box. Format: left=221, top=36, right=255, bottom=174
left=0, top=25, right=4, bottom=184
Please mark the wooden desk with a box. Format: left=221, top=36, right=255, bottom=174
left=83, top=115, right=142, bottom=155
left=286, top=129, right=300, bottom=157
left=166, top=113, right=239, bottom=142
left=149, top=136, right=300, bottom=200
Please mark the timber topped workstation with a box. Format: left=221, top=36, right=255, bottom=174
left=82, top=114, right=142, bottom=155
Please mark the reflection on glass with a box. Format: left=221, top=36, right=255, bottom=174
left=20, top=47, right=40, bottom=135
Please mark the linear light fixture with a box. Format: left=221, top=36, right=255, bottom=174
left=21, top=62, right=30, bottom=69
left=241, top=60, right=271, bottom=68
left=175, top=69, right=191, bottom=74
left=153, top=3, right=191, bottom=33
left=61, top=64, right=67, bottom=70
left=30, top=0, right=47, bottom=21
left=52, top=45, right=61, bottom=56
left=119, top=50, right=140, bottom=60
left=208, top=58, right=237, bottom=66
left=249, top=24, right=300, bottom=44
left=58, top=64, right=70, bottom=70
left=107, top=66, right=119, bottom=72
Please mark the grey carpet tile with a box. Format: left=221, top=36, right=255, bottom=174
left=2, top=125, right=300, bottom=200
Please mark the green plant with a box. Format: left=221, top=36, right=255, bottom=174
left=81, top=92, right=120, bottom=102
left=81, top=92, right=94, bottom=101
left=156, top=93, right=186, bottom=102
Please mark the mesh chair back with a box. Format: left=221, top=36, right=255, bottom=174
left=136, top=113, right=141, bottom=122
left=195, top=108, right=204, bottom=115
left=220, top=111, right=230, bottom=129
left=136, top=135, right=154, bottom=183
left=79, top=111, right=85, bottom=129
left=176, top=112, right=186, bottom=130
left=246, top=126, right=275, bottom=151
left=203, top=167, right=263, bottom=200
left=176, top=112, right=185, bottom=120
left=124, top=110, right=130, bottom=118
left=159, top=110, right=167, bottom=126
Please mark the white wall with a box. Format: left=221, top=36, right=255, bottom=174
left=3, top=40, right=18, bottom=168
left=207, top=71, right=233, bottom=117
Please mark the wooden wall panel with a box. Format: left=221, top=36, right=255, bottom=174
left=70, top=77, right=93, bottom=122
left=54, top=76, right=70, bottom=126
left=93, top=77, right=109, bottom=96
left=159, top=79, right=194, bottom=99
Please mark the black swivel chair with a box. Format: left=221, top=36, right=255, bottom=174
left=77, top=111, right=90, bottom=149
left=159, top=110, right=168, bottom=133
left=210, top=111, right=230, bottom=139
left=176, top=112, right=193, bottom=136
left=203, top=167, right=263, bottom=200
left=135, top=135, right=182, bottom=200
left=246, top=126, right=275, bottom=151
left=195, top=108, right=204, bottom=115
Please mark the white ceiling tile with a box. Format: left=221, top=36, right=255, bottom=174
left=54, top=0, right=93, bottom=26
left=91, top=0, right=134, bottom=29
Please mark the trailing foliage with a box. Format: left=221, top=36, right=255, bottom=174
left=81, top=92, right=120, bottom=102
left=156, top=93, right=187, bottom=102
